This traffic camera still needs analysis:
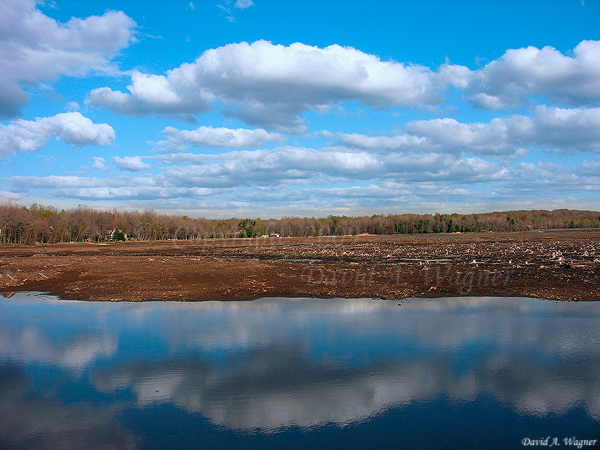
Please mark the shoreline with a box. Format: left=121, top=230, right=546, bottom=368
left=0, top=292, right=587, bottom=305
left=1, top=231, right=599, bottom=302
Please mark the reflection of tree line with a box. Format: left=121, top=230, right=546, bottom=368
left=1, top=202, right=599, bottom=244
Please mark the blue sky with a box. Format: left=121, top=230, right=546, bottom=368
left=1, top=0, right=599, bottom=218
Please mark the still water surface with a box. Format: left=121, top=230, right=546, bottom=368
left=0, top=294, right=599, bottom=449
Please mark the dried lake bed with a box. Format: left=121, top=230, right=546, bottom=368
left=1, top=231, right=599, bottom=302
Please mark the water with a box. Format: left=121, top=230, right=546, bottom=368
left=0, top=293, right=599, bottom=449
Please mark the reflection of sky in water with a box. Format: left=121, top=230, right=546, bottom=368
left=1, top=293, right=599, bottom=448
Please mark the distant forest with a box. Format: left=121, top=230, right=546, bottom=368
left=1, top=202, right=599, bottom=245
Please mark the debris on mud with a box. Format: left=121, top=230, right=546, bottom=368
left=1, top=231, right=598, bottom=301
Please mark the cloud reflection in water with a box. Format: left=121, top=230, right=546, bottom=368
left=0, top=294, right=599, bottom=440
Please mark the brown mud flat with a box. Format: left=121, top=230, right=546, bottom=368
left=1, top=231, right=599, bottom=302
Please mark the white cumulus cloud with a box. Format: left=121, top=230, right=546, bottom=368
left=86, top=39, right=600, bottom=129
left=156, top=126, right=282, bottom=151
left=329, top=106, right=600, bottom=156
left=89, top=40, right=444, bottom=130
left=0, top=112, right=115, bottom=159
left=0, top=0, right=137, bottom=118
left=88, top=71, right=211, bottom=123
left=467, top=40, right=600, bottom=109
left=159, top=146, right=501, bottom=190
left=404, top=106, right=600, bottom=154
left=9, top=153, right=600, bottom=214
left=92, top=156, right=107, bottom=170
left=113, top=156, right=151, bottom=172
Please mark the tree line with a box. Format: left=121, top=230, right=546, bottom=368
left=1, top=202, right=599, bottom=245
